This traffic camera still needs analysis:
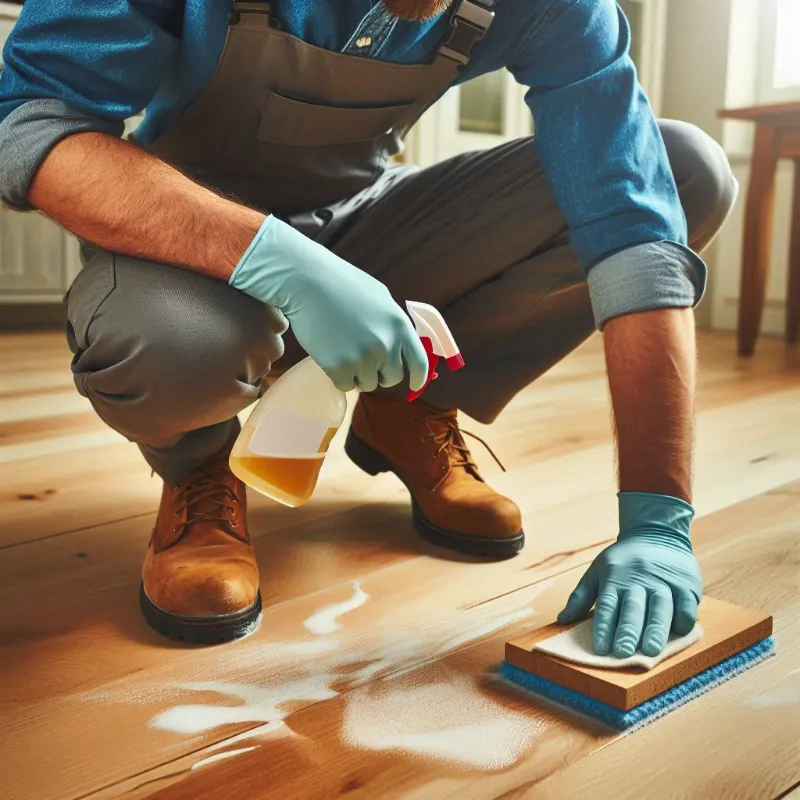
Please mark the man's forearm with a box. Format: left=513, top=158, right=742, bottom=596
left=27, top=132, right=265, bottom=280
left=604, top=308, right=695, bottom=502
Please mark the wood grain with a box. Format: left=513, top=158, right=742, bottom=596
left=505, top=598, right=773, bottom=710
left=141, top=483, right=800, bottom=800
left=519, top=506, right=800, bottom=800
left=0, top=331, right=797, bottom=800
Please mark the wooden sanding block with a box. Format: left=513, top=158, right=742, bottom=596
left=504, top=597, right=773, bottom=711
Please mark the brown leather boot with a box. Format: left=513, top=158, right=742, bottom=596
left=346, top=394, right=524, bottom=558
left=140, top=450, right=261, bottom=643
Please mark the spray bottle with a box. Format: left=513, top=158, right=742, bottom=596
left=229, top=301, right=464, bottom=507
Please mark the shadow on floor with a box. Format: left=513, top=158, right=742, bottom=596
left=1, top=495, right=493, bottom=675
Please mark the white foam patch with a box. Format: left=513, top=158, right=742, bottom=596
left=746, top=687, right=799, bottom=708
left=191, top=746, right=258, bottom=770
left=348, top=636, right=427, bottom=683
left=342, top=670, right=547, bottom=770
left=149, top=679, right=337, bottom=734
left=237, top=613, right=263, bottom=640
left=242, top=638, right=340, bottom=664
left=388, top=608, right=534, bottom=680
left=85, top=583, right=543, bottom=773
left=304, top=582, right=369, bottom=635
left=434, top=608, right=534, bottom=653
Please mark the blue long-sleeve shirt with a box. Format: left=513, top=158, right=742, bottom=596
left=0, top=0, right=707, bottom=327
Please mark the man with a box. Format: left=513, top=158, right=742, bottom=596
left=0, top=0, right=736, bottom=651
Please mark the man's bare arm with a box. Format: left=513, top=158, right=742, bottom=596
left=28, top=132, right=265, bottom=279
left=604, top=308, right=695, bottom=503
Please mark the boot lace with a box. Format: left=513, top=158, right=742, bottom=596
left=421, top=410, right=506, bottom=490
left=172, top=466, right=242, bottom=541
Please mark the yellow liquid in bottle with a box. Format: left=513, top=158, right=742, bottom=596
left=230, top=427, right=339, bottom=507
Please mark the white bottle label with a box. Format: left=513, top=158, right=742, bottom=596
left=248, top=407, right=329, bottom=458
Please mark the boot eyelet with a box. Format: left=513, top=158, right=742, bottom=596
left=441, top=465, right=447, bottom=471
left=173, top=525, right=180, bottom=532
left=174, top=510, right=180, bottom=517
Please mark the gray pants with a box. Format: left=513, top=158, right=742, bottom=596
left=66, top=122, right=737, bottom=484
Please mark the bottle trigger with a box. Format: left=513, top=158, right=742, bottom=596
left=405, top=301, right=463, bottom=403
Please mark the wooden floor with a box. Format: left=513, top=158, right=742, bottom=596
left=0, top=331, right=798, bottom=800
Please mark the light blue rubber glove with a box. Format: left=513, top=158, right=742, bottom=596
left=230, top=215, right=429, bottom=393
left=557, top=492, right=702, bottom=658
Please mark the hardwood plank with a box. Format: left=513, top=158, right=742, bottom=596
left=2, top=386, right=797, bottom=699
left=138, top=484, right=798, bottom=800
left=0, top=409, right=107, bottom=447
left=1, top=480, right=795, bottom=800
left=0, top=443, right=158, bottom=547
left=0, top=383, right=798, bottom=700
left=0, top=332, right=797, bottom=799
left=0, top=389, right=93, bottom=423
left=0, top=332, right=795, bottom=549
left=0, top=489, right=609, bottom=704
left=0, top=427, right=125, bottom=466
left=505, top=598, right=773, bottom=710
left=5, top=374, right=790, bottom=550
left=0, top=378, right=75, bottom=398
left=527, top=559, right=799, bottom=796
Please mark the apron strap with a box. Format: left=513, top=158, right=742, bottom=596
left=438, top=0, right=495, bottom=66
left=229, top=0, right=495, bottom=68
left=229, top=1, right=273, bottom=26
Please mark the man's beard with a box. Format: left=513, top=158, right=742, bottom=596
left=382, top=0, right=453, bottom=22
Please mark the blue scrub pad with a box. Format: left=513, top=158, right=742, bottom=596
left=501, top=636, right=776, bottom=731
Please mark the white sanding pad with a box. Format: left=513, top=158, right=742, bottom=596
left=534, top=619, right=703, bottom=671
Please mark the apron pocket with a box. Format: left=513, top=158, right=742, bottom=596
left=257, top=92, right=414, bottom=146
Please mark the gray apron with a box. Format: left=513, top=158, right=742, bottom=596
left=146, top=0, right=494, bottom=216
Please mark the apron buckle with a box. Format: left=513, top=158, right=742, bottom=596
left=229, top=1, right=274, bottom=26
left=439, top=0, right=495, bottom=66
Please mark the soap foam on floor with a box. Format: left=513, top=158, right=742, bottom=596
left=150, top=679, right=337, bottom=734
left=388, top=607, right=535, bottom=680
left=342, top=668, right=549, bottom=770
left=84, top=578, right=549, bottom=772
left=303, top=581, right=369, bottom=635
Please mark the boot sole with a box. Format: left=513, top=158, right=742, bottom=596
left=140, top=584, right=262, bottom=644
left=345, top=430, right=524, bottom=560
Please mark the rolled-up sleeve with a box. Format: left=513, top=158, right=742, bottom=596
left=508, top=0, right=707, bottom=328
left=0, top=0, right=178, bottom=209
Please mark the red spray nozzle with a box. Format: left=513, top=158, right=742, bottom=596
left=405, top=301, right=464, bottom=402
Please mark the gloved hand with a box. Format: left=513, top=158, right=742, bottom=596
left=230, top=215, right=429, bottom=393
left=557, top=492, right=702, bottom=658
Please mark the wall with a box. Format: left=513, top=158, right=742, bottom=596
left=662, top=0, right=793, bottom=336
left=662, top=0, right=733, bottom=329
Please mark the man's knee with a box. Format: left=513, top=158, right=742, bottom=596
left=660, top=119, right=738, bottom=252
left=67, top=252, right=286, bottom=446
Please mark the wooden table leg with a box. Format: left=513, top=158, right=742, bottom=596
left=738, top=124, right=778, bottom=356
left=787, top=159, right=800, bottom=345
